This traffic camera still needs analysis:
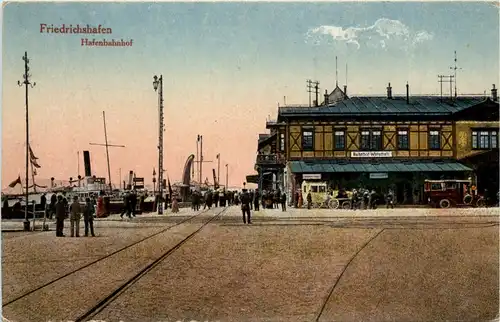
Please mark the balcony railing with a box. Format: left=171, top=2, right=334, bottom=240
left=256, top=153, right=286, bottom=165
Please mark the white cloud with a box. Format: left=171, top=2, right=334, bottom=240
left=306, top=18, right=433, bottom=51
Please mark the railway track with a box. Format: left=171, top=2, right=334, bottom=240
left=75, top=206, right=228, bottom=322
left=2, top=207, right=214, bottom=307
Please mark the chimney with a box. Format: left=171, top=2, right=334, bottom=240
left=387, top=82, right=392, bottom=99
left=343, top=85, right=347, bottom=97
left=492, top=84, right=498, bottom=102
left=324, top=89, right=329, bottom=105
left=406, top=83, right=410, bottom=104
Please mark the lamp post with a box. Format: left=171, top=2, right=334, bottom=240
left=153, top=75, right=164, bottom=214
left=18, top=51, right=36, bottom=231
left=225, top=163, right=229, bottom=190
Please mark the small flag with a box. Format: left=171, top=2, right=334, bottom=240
left=153, top=168, right=156, bottom=176
left=29, top=145, right=38, bottom=160
left=29, top=145, right=41, bottom=168
left=8, top=175, right=21, bottom=188
left=216, top=154, right=220, bottom=159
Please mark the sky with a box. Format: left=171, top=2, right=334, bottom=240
left=2, top=1, right=499, bottom=191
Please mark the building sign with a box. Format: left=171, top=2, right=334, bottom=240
left=369, top=172, right=388, bottom=179
left=303, top=174, right=321, bottom=180
left=133, top=177, right=145, bottom=189
left=351, top=151, right=393, bottom=158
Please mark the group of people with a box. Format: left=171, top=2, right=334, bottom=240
left=43, top=193, right=96, bottom=237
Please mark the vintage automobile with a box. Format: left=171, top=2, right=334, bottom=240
left=300, top=181, right=353, bottom=209
left=424, top=179, right=486, bottom=208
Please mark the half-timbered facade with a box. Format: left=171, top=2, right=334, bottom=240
left=254, top=84, right=499, bottom=205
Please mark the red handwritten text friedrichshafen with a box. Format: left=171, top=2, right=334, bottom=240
left=40, top=24, right=112, bottom=34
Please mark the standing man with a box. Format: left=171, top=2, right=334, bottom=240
left=83, top=197, right=96, bottom=237
left=69, top=196, right=82, bottom=237
left=55, top=195, right=66, bottom=237
left=240, top=187, right=252, bottom=224
left=120, top=192, right=130, bottom=219
left=306, top=190, right=312, bottom=209
left=49, top=193, right=57, bottom=220
left=253, top=188, right=260, bottom=211
left=40, top=193, right=47, bottom=213
left=281, top=191, right=287, bottom=211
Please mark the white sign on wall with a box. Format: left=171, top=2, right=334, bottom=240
left=351, top=151, right=393, bottom=158
left=303, top=174, right=321, bottom=180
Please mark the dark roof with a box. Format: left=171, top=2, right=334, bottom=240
left=258, top=134, right=271, bottom=143
left=279, top=96, right=490, bottom=117
left=289, top=160, right=472, bottom=173
left=258, top=133, right=277, bottom=149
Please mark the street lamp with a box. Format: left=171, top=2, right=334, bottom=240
left=153, top=75, right=164, bottom=214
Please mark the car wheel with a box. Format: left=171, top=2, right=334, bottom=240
left=439, top=199, right=451, bottom=209
left=476, top=197, right=486, bottom=207
left=329, top=199, right=340, bottom=209
left=341, top=201, right=351, bottom=209
left=463, top=194, right=473, bottom=205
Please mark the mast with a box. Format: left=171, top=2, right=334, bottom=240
left=89, top=112, right=125, bottom=193
left=102, top=111, right=112, bottom=192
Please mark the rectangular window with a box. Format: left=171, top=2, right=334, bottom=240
left=491, top=131, right=498, bottom=148
left=361, top=131, right=370, bottom=150
left=429, top=130, right=441, bottom=150
left=360, top=130, right=382, bottom=150
left=472, top=131, right=478, bottom=149
left=334, top=131, right=345, bottom=150
left=302, top=130, right=314, bottom=151
left=371, top=131, right=382, bottom=150
left=279, top=133, right=285, bottom=152
left=479, top=131, right=490, bottom=149
left=398, top=130, right=409, bottom=150
left=311, top=186, right=318, bottom=193
left=472, top=129, right=498, bottom=149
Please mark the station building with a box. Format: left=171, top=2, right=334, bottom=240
left=250, top=83, right=499, bottom=205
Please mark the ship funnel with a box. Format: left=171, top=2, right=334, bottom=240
left=83, top=151, right=92, bottom=177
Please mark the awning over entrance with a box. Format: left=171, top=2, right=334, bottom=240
left=289, top=160, right=472, bottom=173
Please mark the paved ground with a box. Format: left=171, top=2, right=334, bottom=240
left=2, top=206, right=499, bottom=322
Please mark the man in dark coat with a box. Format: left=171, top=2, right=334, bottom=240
left=49, top=194, right=57, bottom=219
left=281, top=192, right=287, bottom=211
left=213, top=191, right=219, bottom=208
left=249, top=190, right=254, bottom=210
left=130, top=191, right=137, bottom=217
left=253, top=189, right=260, bottom=211
left=55, top=195, right=66, bottom=237
left=40, top=193, right=47, bottom=210
left=83, top=197, right=96, bottom=237
left=240, top=188, right=252, bottom=224
left=120, top=192, right=130, bottom=218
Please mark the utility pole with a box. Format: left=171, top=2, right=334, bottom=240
left=313, top=81, right=319, bottom=106
left=89, top=111, right=125, bottom=192
left=216, top=153, right=220, bottom=186
left=438, top=75, right=454, bottom=101
left=77, top=151, right=80, bottom=184
left=200, top=135, right=203, bottom=184
left=450, top=50, right=462, bottom=99
left=307, top=79, right=313, bottom=107
left=18, top=51, right=36, bottom=231
left=153, top=75, right=164, bottom=214
left=225, top=163, right=229, bottom=190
